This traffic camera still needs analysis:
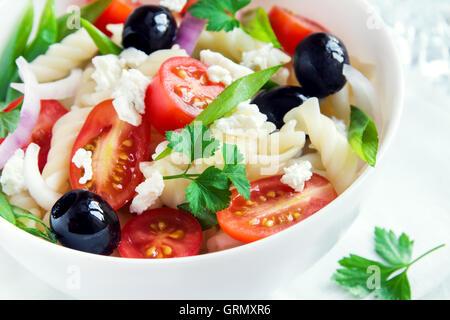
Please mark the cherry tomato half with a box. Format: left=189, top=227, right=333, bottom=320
left=217, top=174, right=338, bottom=243
left=118, top=208, right=203, bottom=259
left=70, top=100, right=152, bottom=210
left=145, top=56, right=225, bottom=135
left=89, top=0, right=137, bottom=36
left=268, top=6, right=328, bottom=55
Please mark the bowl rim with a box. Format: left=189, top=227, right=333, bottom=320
left=0, top=0, right=404, bottom=266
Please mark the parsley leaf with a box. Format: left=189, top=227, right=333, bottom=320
left=333, top=227, right=445, bottom=300
left=185, top=166, right=232, bottom=214
left=222, top=143, right=250, bottom=200
left=0, top=107, right=20, bottom=139
left=166, top=123, right=220, bottom=163
left=178, top=203, right=218, bottom=230
left=189, top=0, right=250, bottom=32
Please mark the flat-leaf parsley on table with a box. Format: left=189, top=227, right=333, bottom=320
left=332, top=227, right=445, bottom=300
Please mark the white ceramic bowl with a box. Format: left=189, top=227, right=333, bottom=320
left=0, top=0, right=403, bottom=299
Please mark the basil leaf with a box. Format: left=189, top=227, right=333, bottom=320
left=57, top=0, right=113, bottom=41
left=0, top=192, right=16, bottom=225
left=12, top=206, right=57, bottom=243
left=348, top=105, right=379, bottom=167
left=81, top=18, right=122, bottom=55
left=155, top=65, right=281, bottom=161
left=0, top=0, right=34, bottom=101
left=240, top=7, right=282, bottom=49
left=24, top=0, right=57, bottom=62
left=178, top=203, right=218, bottom=231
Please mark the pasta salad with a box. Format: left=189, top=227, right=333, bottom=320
left=0, top=0, right=380, bottom=258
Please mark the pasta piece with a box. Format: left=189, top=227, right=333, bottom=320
left=42, top=107, right=93, bottom=194
left=30, top=28, right=98, bottom=83
left=284, top=98, right=360, bottom=193
left=73, top=66, right=100, bottom=108
left=137, top=46, right=188, bottom=77
left=8, top=191, right=43, bottom=219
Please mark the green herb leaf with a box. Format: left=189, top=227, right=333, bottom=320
left=222, top=143, right=250, bottom=200
left=0, top=107, right=20, bottom=138
left=24, top=0, right=58, bottom=62
left=0, top=0, right=34, bottom=101
left=178, top=203, right=218, bottom=230
left=375, top=227, right=414, bottom=267
left=80, top=18, right=122, bottom=55
left=0, top=192, right=16, bottom=225
left=57, top=0, right=113, bottom=41
left=155, top=65, right=281, bottom=161
left=188, top=0, right=250, bottom=32
left=185, top=167, right=232, bottom=214
left=240, top=7, right=282, bottom=49
left=333, top=227, right=445, bottom=300
left=166, top=123, right=220, bottom=163
left=348, top=105, right=379, bottom=167
left=12, top=206, right=57, bottom=243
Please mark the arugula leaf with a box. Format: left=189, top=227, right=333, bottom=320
left=80, top=18, right=122, bottom=55
left=333, top=227, right=445, bottom=300
left=24, top=0, right=57, bottom=62
left=185, top=167, right=232, bottom=214
left=0, top=192, right=16, bottom=225
left=0, top=108, right=20, bottom=138
left=57, top=0, right=113, bottom=41
left=240, top=7, right=282, bottom=49
left=0, top=0, right=34, bottom=101
left=348, top=105, right=379, bottom=167
left=177, top=203, right=218, bottom=230
left=222, top=143, right=250, bottom=200
left=189, top=0, right=250, bottom=32
left=166, top=123, right=220, bottom=163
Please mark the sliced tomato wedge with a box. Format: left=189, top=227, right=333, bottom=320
left=70, top=100, right=152, bottom=210
left=268, top=6, right=328, bottom=55
left=0, top=96, right=24, bottom=146
left=145, top=56, right=225, bottom=135
left=89, top=0, right=137, bottom=36
left=217, top=174, right=338, bottom=243
left=118, top=208, right=203, bottom=259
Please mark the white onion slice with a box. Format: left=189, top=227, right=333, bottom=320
left=24, top=143, right=62, bottom=211
left=0, top=57, right=41, bottom=169
left=343, top=64, right=380, bottom=126
left=11, top=68, right=82, bottom=100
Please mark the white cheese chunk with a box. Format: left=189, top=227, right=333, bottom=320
left=71, top=148, right=93, bottom=185
left=91, top=54, right=122, bottom=92
left=200, top=50, right=253, bottom=81
left=130, top=164, right=165, bottom=214
left=0, top=149, right=26, bottom=196
left=241, top=43, right=291, bottom=70
left=207, top=65, right=233, bottom=86
left=281, top=160, right=313, bottom=192
left=112, top=69, right=151, bottom=126
left=106, top=23, right=124, bottom=47
left=160, top=0, right=187, bottom=12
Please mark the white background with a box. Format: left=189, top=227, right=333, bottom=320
left=0, top=0, right=449, bottom=299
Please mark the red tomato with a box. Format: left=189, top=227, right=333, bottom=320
left=268, top=6, right=328, bottom=55
left=70, top=100, right=152, bottom=210
left=118, top=208, right=203, bottom=259
left=3, top=96, right=24, bottom=112
left=145, top=57, right=225, bottom=135
left=27, top=100, right=68, bottom=171
left=217, top=174, right=338, bottom=243
left=181, top=0, right=198, bottom=15
left=89, top=0, right=137, bottom=36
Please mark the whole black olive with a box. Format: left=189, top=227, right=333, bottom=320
left=123, top=5, right=178, bottom=54
left=251, top=86, right=310, bottom=129
left=293, top=32, right=349, bottom=98
left=50, top=190, right=121, bottom=255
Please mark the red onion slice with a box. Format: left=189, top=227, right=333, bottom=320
left=174, top=12, right=206, bottom=56
left=0, top=57, right=41, bottom=169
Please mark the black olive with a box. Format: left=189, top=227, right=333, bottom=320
left=293, top=32, right=349, bottom=98
left=50, top=190, right=121, bottom=255
left=122, top=5, right=178, bottom=54
left=251, top=86, right=310, bottom=129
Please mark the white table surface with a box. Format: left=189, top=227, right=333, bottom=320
left=0, top=0, right=449, bottom=300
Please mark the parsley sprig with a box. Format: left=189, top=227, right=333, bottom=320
left=163, top=123, right=250, bottom=217
left=333, top=227, right=445, bottom=300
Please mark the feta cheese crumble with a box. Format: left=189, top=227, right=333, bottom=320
left=0, top=149, right=26, bottom=196
left=131, top=164, right=165, bottom=214
left=200, top=50, right=253, bottom=81
left=241, top=43, right=291, bottom=70
left=207, top=65, right=233, bottom=86
left=160, top=0, right=187, bottom=12
left=281, top=160, right=313, bottom=192
left=91, top=54, right=122, bottom=92
left=71, top=148, right=93, bottom=185
left=106, top=24, right=124, bottom=47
